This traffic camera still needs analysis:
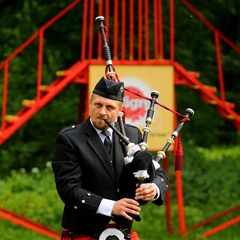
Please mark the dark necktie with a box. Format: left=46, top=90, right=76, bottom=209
left=102, top=130, right=112, bottom=154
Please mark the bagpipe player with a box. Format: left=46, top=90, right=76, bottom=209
left=52, top=77, right=169, bottom=240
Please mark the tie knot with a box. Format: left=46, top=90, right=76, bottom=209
left=102, top=130, right=111, bottom=138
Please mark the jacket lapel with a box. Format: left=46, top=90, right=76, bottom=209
left=84, top=119, right=115, bottom=181
left=113, top=124, right=125, bottom=183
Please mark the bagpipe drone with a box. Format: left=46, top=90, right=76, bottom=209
left=95, top=16, right=194, bottom=240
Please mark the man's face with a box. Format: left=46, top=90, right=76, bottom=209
left=90, top=94, right=122, bottom=130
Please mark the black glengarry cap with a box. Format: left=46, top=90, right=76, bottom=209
left=93, top=77, right=124, bottom=102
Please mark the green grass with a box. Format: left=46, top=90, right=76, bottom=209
left=1, top=145, right=240, bottom=239
left=1, top=203, right=240, bottom=240
left=134, top=203, right=240, bottom=240
left=0, top=219, right=54, bottom=240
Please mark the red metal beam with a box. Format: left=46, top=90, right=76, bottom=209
left=175, top=171, right=186, bottom=236
left=170, top=0, right=175, bottom=61
left=1, top=61, right=9, bottom=131
left=187, top=205, right=240, bottom=231
left=0, top=0, right=82, bottom=69
left=37, top=29, right=44, bottom=102
left=214, top=31, right=225, bottom=102
left=158, top=0, right=164, bottom=58
left=129, top=0, right=134, bottom=60
left=113, top=0, right=118, bottom=60
left=88, top=0, right=95, bottom=60
left=1, top=1, right=240, bottom=239
left=201, top=216, right=240, bottom=238
left=163, top=154, right=175, bottom=233
left=181, top=0, right=240, bottom=54
left=0, top=61, right=89, bottom=145
left=0, top=207, right=60, bottom=239
left=138, top=0, right=143, bottom=60
left=121, top=0, right=126, bottom=60
left=144, top=0, right=149, bottom=60
left=81, top=0, right=88, bottom=60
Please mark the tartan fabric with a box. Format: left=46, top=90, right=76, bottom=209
left=61, top=229, right=72, bottom=240
left=129, top=230, right=140, bottom=240
left=60, top=229, right=140, bottom=240
left=61, top=229, right=95, bottom=240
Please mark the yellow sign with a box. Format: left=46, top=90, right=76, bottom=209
left=89, top=65, right=174, bottom=151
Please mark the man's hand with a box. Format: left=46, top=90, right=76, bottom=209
left=112, top=198, right=140, bottom=220
left=135, top=183, right=157, bottom=201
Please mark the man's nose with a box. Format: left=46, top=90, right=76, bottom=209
left=99, top=107, right=107, bottom=115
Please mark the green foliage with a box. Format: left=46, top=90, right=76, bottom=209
left=0, top=163, right=63, bottom=233
left=0, top=145, right=240, bottom=239
left=0, top=83, right=80, bottom=177
left=181, top=145, right=240, bottom=206
left=1, top=0, right=240, bottom=176
left=0, top=1, right=240, bottom=239
left=0, top=220, right=51, bottom=240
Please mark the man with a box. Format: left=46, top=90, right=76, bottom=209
left=52, top=77, right=169, bottom=240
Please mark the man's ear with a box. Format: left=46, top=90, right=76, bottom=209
left=121, top=103, right=125, bottom=111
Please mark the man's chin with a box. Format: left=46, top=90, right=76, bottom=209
left=94, top=120, right=107, bottom=130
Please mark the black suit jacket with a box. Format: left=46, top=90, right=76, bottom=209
left=52, top=117, right=169, bottom=236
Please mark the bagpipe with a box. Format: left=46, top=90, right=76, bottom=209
left=95, top=16, right=194, bottom=240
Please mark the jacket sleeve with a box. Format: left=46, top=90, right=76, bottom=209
left=151, top=166, right=169, bottom=205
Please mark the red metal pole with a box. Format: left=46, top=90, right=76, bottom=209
left=37, top=30, right=44, bottom=102
left=113, top=0, right=119, bottom=60
left=170, top=0, right=175, bottom=61
left=144, top=0, right=149, bottom=60
left=214, top=31, right=225, bottom=102
left=163, top=153, right=174, bottom=233
left=158, top=0, right=164, bottom=59
left=0, top=61, right=89, bottom=145
left=121, top=0, right=126, bottom=60
left=187, top=205, right=240, bottom=231
left=138, top=0, right=143, bottom=60
left=175, top=170, right=186, bottom=236
left=1, top=61, right=9, bottom=131
left=174, top=77, right=186, bottom=236
left=129, top=0, right=134, bottom=60
left=201, top=216, right=240, bottom=238
left=81, top=0, right=88, bottom=60
left=105, top=0, right=110, bottom=32
left=182, top=0, right=240, bottom=54
left=153, top=0, right=159, bottom=59
left=0, top=207, right=60, bottom=239
left=97, top=0, right=103, bottom=59
left=88, top=0, right=95, bottom=60
left=0, top=0, right=81, bottom=68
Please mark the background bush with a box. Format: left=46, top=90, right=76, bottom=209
left=0, top=145, right=239, bottom=240
left=1, top=1, right=240, bottom=240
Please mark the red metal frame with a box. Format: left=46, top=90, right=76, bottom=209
left=0, top=0, right=83, bottom=143
left=0, top=207, right=60, bottom=239
left=177, top=0, right=240, bottom=237
left=0, top=0, right=240, bottom=238
left=181, top=0, right=240, bottom=103
left=188, top=205, right=240, bottom=231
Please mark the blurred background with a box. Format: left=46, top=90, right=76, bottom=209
left=0, top=0, right=240, bottom=239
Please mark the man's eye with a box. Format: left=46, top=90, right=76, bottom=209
left=95, top=103, right=102, bottom=107
left=107, top=106, right=114, bottom=110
